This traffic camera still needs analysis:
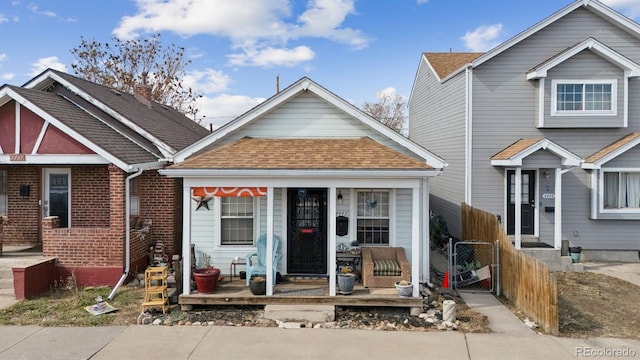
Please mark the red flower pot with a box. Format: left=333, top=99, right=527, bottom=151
left=193, top=268, right=221, bottom=294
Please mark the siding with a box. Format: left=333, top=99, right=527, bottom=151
left=395, top=189, right=413, bottom=260
left=210, top=92, right=422, bottom=161
left=409, top=57, right=467, bottom=237
left=469, top=8, right=640, bottom=249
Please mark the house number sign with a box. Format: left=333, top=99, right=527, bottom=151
left=542, top=193, right=555, bottom=199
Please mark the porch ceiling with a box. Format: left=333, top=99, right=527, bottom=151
left=169, top=137, right=432, bottom=171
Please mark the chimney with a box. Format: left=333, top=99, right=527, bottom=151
left=134, top=72, right=152, bottom=108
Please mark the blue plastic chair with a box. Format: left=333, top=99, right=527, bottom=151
left=245, top=234, right=281, bottom=286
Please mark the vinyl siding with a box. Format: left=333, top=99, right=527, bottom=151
left=409, top=57, right=467, bottom=237
left=395, top=188, right=413, bottom=260
left=212, top=91, right=421, bottom=160
left=469, top=8, right=640, bottom=249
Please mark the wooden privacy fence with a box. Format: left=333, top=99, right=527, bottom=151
left=461, top=203, right=558, bottom=335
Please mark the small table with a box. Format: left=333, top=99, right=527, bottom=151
left=336, top=251, right=361, bottom=280
left=229, top=258, right=246, bottom=283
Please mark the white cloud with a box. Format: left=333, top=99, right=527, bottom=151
left=27, top=4, right=56, bottom=17
left=0, top=53, right=7, bottom=62
left=29, top=56, right=67, bottom=76
left=416, top=0, right=429, bottom=4
left=461, top=23, right=504, bottom=52
left=113, top=0, right=367, bottom=68
left=601, top=0, right=640, bottom=18
left=183, top=69, right=232, bottom=94
left=1, top=73, right=14, bottom=81
left=228, top=46, right=315, bottom=67
left=0, top=14, right=8, bottom=23
left=196, top=94, right=265, bottom=130
left=377, top=86, right=398, bottom=99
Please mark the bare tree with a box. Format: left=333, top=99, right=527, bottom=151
left=361, top=90, right=406, bottom=134
left=70, top=34, right=203, bottom=120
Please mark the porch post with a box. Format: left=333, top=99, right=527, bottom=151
left=411, top=186, right=420, bottom=297
left=329, top=187, right=337, bottom=296
left=266, top=187, right=274, bottom=296
left=515, top=168, right=522, bottom=249
left=182, top=185, right=192, bottom=295
left=553, top=168, right=568, bottom=250
left=421, top=178, right=430, bottom=284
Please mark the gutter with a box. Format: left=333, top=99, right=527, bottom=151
left=108, top=168, right=144, bottom=300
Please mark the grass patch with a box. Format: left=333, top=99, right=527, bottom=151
left=0, top=285, right=144, bottom=327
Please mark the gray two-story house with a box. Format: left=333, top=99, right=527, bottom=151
left=409, top=0, right=640, bottom=262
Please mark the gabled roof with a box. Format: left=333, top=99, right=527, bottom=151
left=527, top=38, right=640, bottom=79
left=169, top=137, right=432, bottom=170
left=173, top=77, right=447, bottom=170
left=23, top=69, right=210, bottom=155
left=582, top=132, right=640, bottom=169
left=423, top=53, right=484, bottom=80
left=1, top=85, right=159, bottom=169
left=491, top=138, right=583, bottom=167
left=441, top=0, right=640, bottom=81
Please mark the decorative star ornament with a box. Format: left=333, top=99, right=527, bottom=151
left=192, top=195, right=213, bottom=210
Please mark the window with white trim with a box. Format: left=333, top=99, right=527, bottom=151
left=551, top=80, right=616, bottom=115
left=0, top=170, right=7, bottom=216
left=603, top=171, right=640, bottom=209
left=356, top=190, right=389, bottom=245
left=221, top=197, right=254, bottom=245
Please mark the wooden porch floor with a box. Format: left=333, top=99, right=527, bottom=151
left=179, top=277, right=422, bottom=308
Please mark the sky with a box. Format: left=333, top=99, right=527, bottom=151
left=2, top=0, right=640, bottom=130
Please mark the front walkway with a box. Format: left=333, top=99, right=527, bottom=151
left=583, top=262, right=640, bottom=287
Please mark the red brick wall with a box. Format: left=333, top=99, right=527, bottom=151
left=1, top=166, right=39, bottom=245
left=138, top=170, right=182, bottom=257
left=71, top=166, right=110, bottom=227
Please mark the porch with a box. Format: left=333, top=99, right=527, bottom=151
left=179, top=277, right=423, bottom=308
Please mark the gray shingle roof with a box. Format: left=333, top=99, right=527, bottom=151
left=10, top=86, right=160, bottom=164
left=48, top=70, right=210, bottom=151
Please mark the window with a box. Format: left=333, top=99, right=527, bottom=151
left=129, top=177, right=139, bottom=217
left=357, top=190, right=389, bottom=245
left=552, top=80, right=616, bottom=115
left=0, top=170, right=7, bottom=216
left=221, top=197, right=254, bottom=245
left=604, top=171, right=640, bottom=209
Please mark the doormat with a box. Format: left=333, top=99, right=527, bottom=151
left=275, top=287, right=325, bottom=296
left=368, top=288, right=397, bottom=295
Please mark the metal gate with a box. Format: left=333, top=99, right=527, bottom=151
left=447, top=239, right=499, bottom=293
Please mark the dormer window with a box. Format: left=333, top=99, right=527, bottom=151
left=551, top=79, right=616, bottom=116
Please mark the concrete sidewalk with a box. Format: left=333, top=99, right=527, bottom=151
left=584, top=262, right=640, bottom=287
left=0, top=325, right=638, bottom=360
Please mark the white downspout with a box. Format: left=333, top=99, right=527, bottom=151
left=108, top=168, right=144, bottom=300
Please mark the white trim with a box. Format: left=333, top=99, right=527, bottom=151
left=182, top=185, right=192, bottom=295
left=1, top=87, right=132, bottom=171
left=591, top=170, right=599, bottom=219
left=14, top=101, right=20, bottom=154
left=411, top=187, right=420, bottom=297
left=450, top=1, right=640, bottom=78
left=538, top=78, right=546, bottom=127
left=527, top=38, right=640, bottom=80
left=32, top=121, right=49, bottom=155
left=281, top=189, right=288, bottom=274
left=172, top=77, right=447, bottom=169
left=582, top=135, right=640, bottom=169
left=266, top=187, right=274, bottom=296
left=465, top=67, right=473, bottom=204
left=624, top=74, right=629, bottom=127
left=598, top=168, right=640, bottom=214
left=490, top=138, right=583, bottom=167
left=422, top=178, right=430, bottom=283
left=329, top=187, right=337, bottom=296
left=550, top=79, right=617, bottom=116
left=1, top=154, right=109, bottom=164
left=161, top=169, right=439, bottom=179
left=514, top=168, right=522, bottom=249
left=24, top=70, right=176, bottom=157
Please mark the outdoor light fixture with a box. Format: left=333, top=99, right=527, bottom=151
left=543, top=171, right=551, bottom=179
left=337, top=190, right=343, bottom=205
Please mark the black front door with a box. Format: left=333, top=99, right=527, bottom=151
left=507, top=170, right=535, bottom=235
left=287, top=188, right=327, bottom=274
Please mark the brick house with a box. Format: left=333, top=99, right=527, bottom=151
left=0, top=69, right=210, bottom=285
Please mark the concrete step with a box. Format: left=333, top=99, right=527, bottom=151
left=520, top=249, right=583, bottom=272
left=0, top=277, right=13, bottom=288
left=0, top=288, right=14, bottom=296
left=264, top=304, right=335, bottom=323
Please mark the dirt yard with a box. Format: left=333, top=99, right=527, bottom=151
left=556, top=271, right=640, bottom=339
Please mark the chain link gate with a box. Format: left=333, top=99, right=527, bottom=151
left=447, top=239, right=498, bottom=292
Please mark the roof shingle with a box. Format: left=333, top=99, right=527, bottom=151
left=584, top=132, right=640, bottom=164
left=424, top=52, right=484, bottom=79
left=170, top=137, right=431, bottom=170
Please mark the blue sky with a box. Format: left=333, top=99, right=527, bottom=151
left=2, top=0, right=640, bottom=129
